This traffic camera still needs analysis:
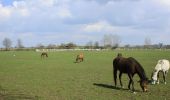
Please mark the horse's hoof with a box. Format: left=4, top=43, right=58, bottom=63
left=151, top=81, right=155, bottom=84
left=133, top=92, right=136, bottom=94
left=164, top=82, right=167, bottom=85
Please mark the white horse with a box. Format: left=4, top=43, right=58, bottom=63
left=151, top=59, right=170, bottom=84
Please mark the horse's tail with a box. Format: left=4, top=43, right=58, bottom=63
left=113, top=58, right=118, bottom=86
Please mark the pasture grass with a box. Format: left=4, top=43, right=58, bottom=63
left=0, top=50, right=170, bottom=100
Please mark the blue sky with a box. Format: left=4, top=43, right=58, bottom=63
left=0, top=0, right=13, bottom=6
left=0, top=0, right=170, bottom=47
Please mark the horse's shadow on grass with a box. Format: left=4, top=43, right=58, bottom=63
left=93, top=83, right=125, bottom=90
left=93, top=83, right=141, bottom=92
left=74, top=61, right=78, bottom=63
left=74, top=61, right=83, bottom=63
left=0, top=85, right=39, bottom=100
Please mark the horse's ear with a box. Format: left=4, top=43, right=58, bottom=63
left=158, top=60, right=163, bottom=64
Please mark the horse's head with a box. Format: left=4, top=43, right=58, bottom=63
left=139, top=79, right=148, bottom=92
left=151, top=70, right=159, bottom=84
left=79, top=53, right=83, bottom=58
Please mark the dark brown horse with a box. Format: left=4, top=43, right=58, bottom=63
left=41, top=52, right=48, bottom=58
left=75, top=53, right=84, bottom=63
left=113, top=53, right=148, bottom=92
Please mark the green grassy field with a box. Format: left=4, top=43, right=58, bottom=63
left=0, top=50, right=170, bottom=100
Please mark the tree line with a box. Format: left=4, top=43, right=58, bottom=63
left=1, top=34, right=170, bottom=51
left=2, top=38, right=24, bottom=50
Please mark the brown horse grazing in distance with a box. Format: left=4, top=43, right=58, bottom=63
left=75, top=53, right=84, bottom=63
left=113, top=53, right=148, bottom=93
left=41, top=52, right=48, bottom=58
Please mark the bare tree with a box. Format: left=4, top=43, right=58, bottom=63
left=144, top=37, right=151, bottom=45
left=37, top=43, right=45, bottom=49
left=17, top=38, right=24, bottom=48
left=94, top=41, right=99, bottom=49
left=158, top=43, right=163, bottom=49
left=85, top=41, right=93, bottom=49
left=124, top=44, right=130, bottom=48
left=47, top=44, right=56, bottom=49
left=144, top=37, right=152, bottom=48
left=103, top=34, right=112, bottom=48
left=103, top=34, right=121, bottom=49
left=3, top=38, right=12, bottom=50
left=66, top=42, right=77, bottom=49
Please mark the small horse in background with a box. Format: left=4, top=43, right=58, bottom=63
left=75, top=53, right=84, bottom=63
left=151, top=59, right=170, bottom=84
left=41, top=52, right=48, bottom=58
left=113, top=53, right=148, bottom=92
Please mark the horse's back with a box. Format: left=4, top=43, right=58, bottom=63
left=41, top=52, right=48, bottom=57
left=113, top=57, right=136, bottom=73
left=114, top=56, right=145, bottom=74
left=156, top=59, right=170, bottom=71
left=79, top=53, right=83, bottom=58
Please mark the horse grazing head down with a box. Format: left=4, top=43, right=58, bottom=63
left=151, top=59, right=170, bottom=84
left=41, top=52, right=48, bottom=58
left=113, top=53, right=148, bottom=92
left=139, top=79, right=148, bottom=92
left=76, top=53, right=84, bottom=63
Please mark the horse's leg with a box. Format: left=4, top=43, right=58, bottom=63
left=78, top=58, right=80, bottom=62
left=163, top=71, right=166, bottom=84
left=119, top=72, right=123, bottom=88
left=157, top=71, right=160, bottom=84
left=128, top=73, right=132, bottom=90
left=114, top=69, right=118, bottom=87
left=76, top=58, right=78, bottom=63
left=128, top=74, right=135, bottom=92
left=131, top=77, right=135, bottom=92
left=128, top=80, right=131, bottom=90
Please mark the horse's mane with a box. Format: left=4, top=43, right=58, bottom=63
left=129, top=57, right=148, bottom=80
left=113, top=56, right=123, bottom=67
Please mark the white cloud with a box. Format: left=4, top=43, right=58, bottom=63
left=39, top=0, right=56, bottom=7
left=83, top=20, right=115, bottom=32
left=19, top=8, right=30, bottom=17
left=0, top=4, right=12, bottom=20
left=57, top=6, right=73, bottom=18
left=13, top=1, right=26, bottom=8
left=0, top=0, right=170, bottom=46
left=13, top=1, right=30, bottom=17
left=155, top=0, right=170, bottom=9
